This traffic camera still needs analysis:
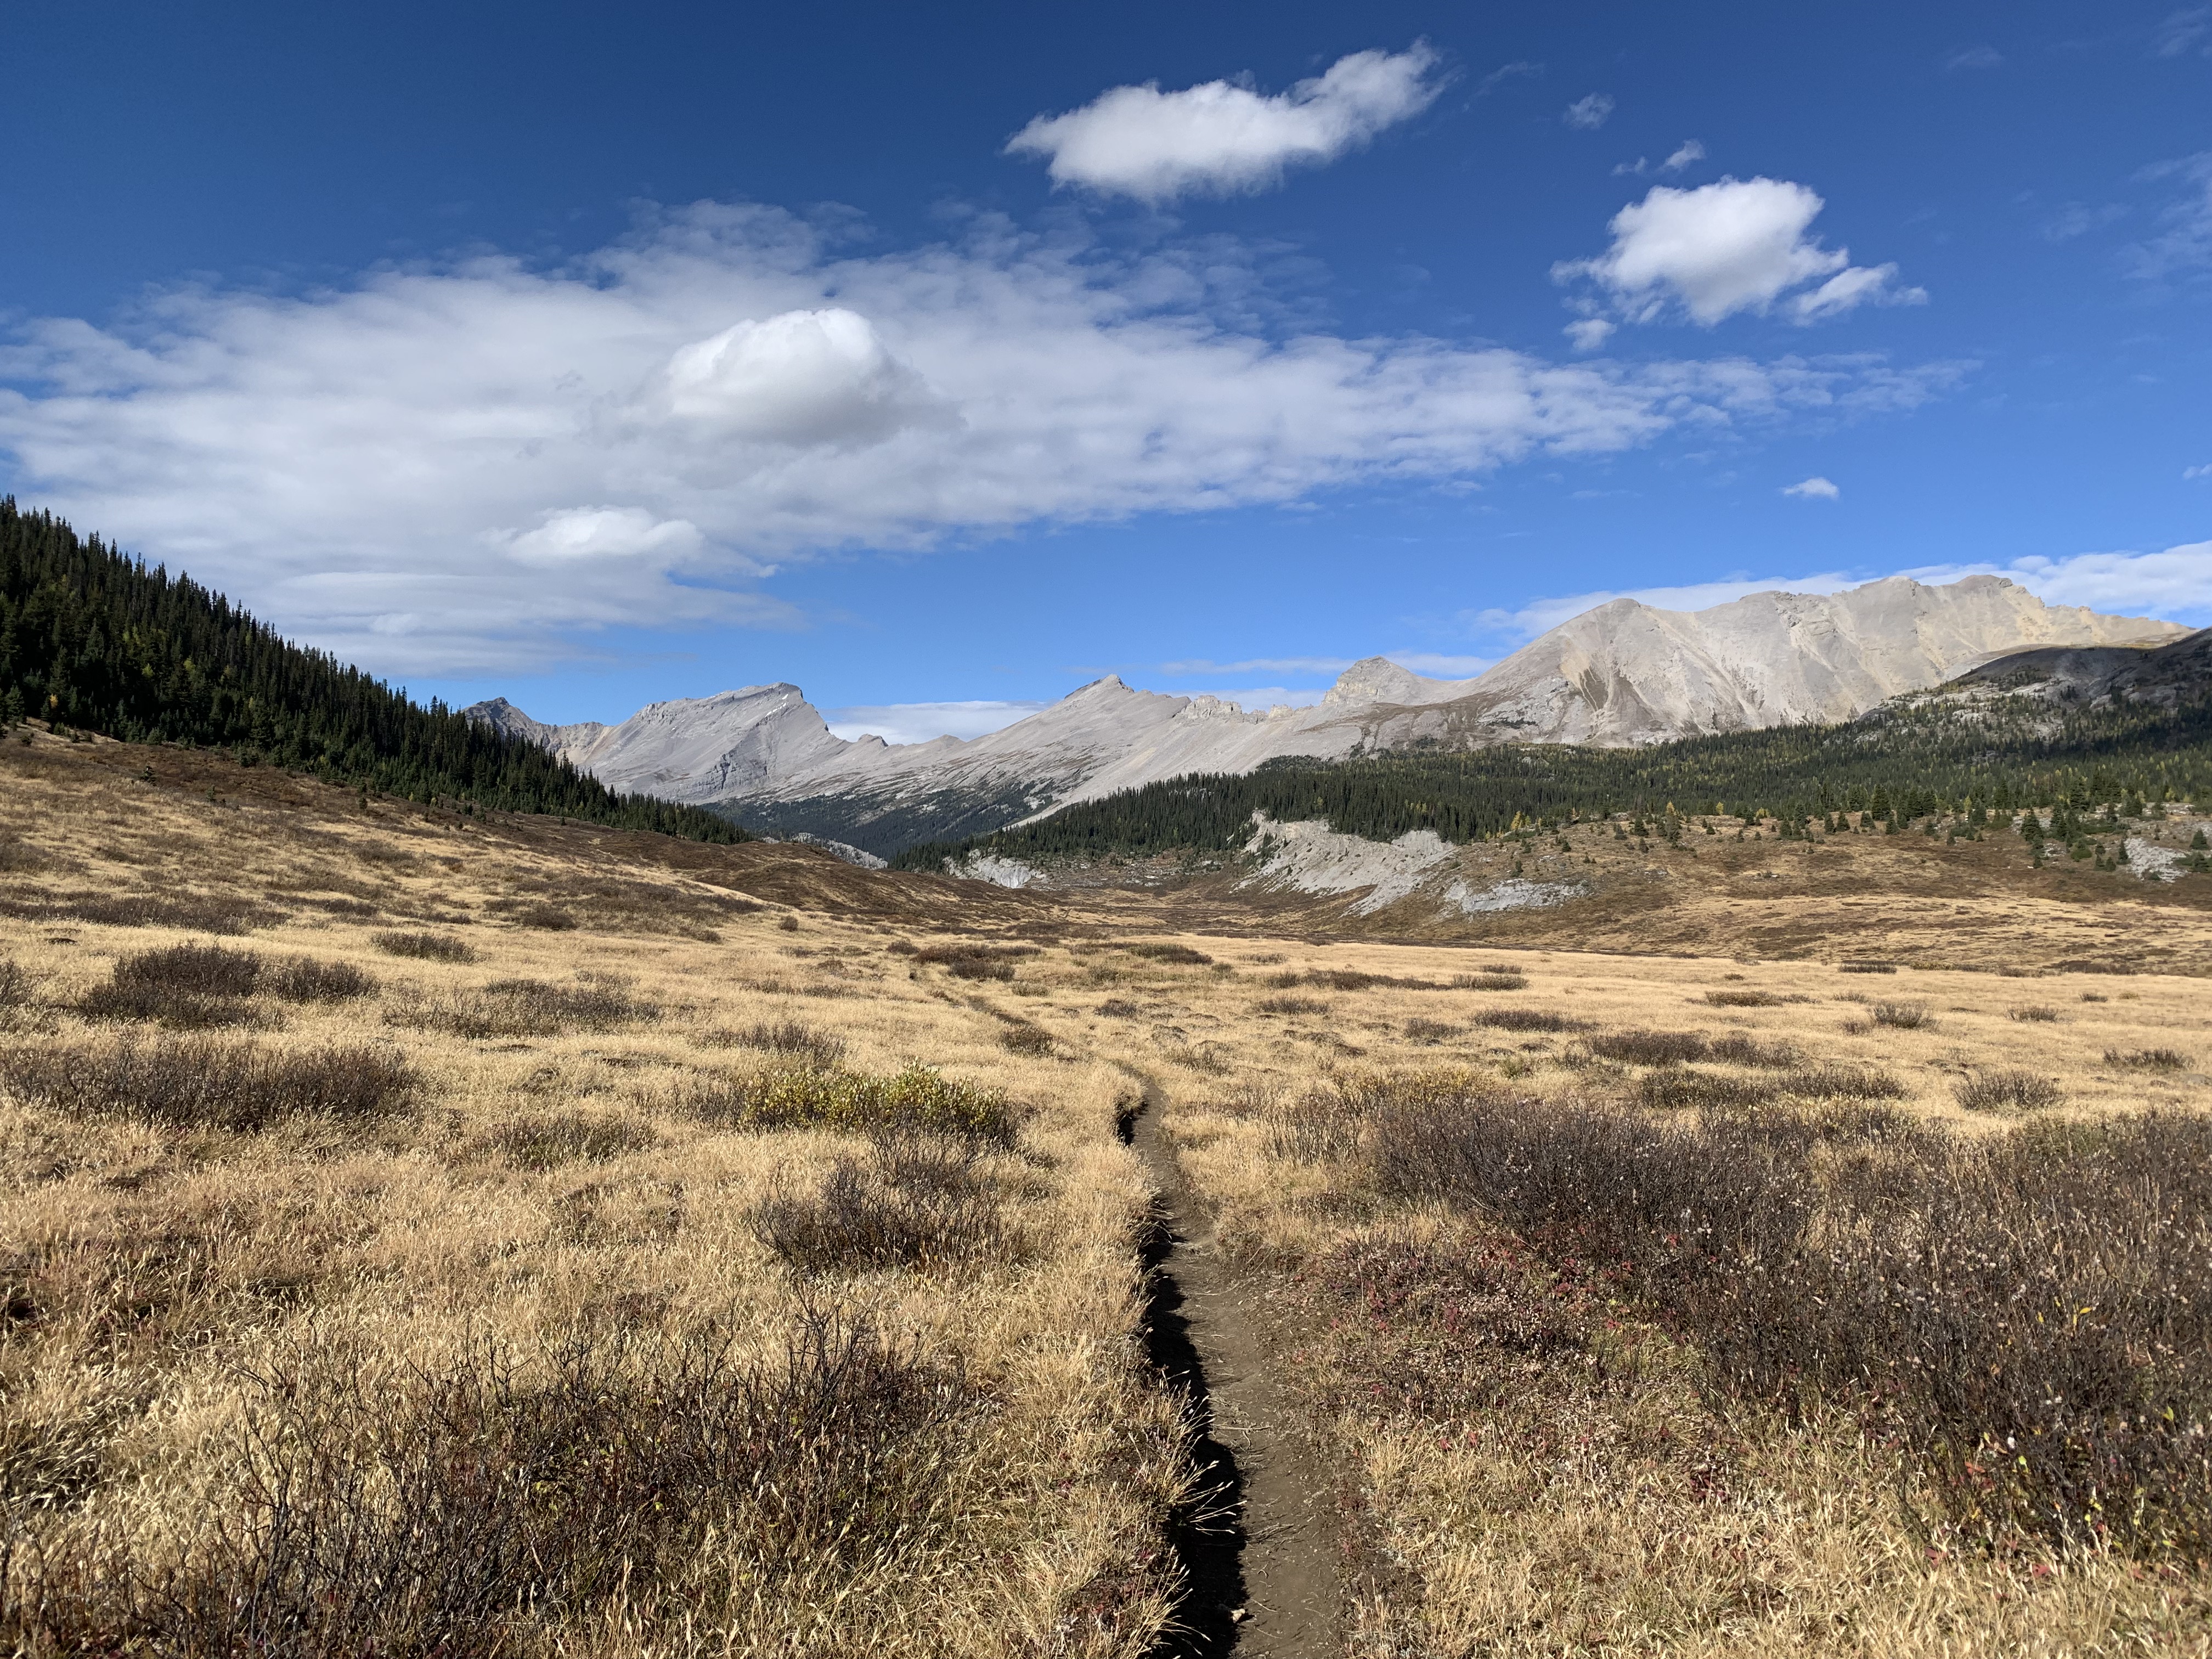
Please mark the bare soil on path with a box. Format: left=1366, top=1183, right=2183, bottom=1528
left=1128, top=1084, right=1340, bottom=1659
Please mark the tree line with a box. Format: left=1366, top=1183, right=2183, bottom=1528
left=0, top=499, right=747, bottom=843
left=891, top=683, right=2212, bottom=870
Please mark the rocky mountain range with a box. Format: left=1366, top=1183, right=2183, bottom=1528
left=469, top=574, right=2189, bottom=855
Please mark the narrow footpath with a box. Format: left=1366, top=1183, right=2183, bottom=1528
left=1124, top=1086, right=1340, bottom=1659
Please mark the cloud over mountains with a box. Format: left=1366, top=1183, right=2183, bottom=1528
left=0, top=202, right=1964, bottom=676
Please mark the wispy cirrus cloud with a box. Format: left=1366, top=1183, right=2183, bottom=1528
left=1562, top=93, right=1615, bottom=130
left=2125, top=153, right=2212, bottom=284
left=2155, top=7, right=2212, bottom=58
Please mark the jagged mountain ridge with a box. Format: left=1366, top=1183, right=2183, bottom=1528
left=467, top=575, right=2188, bottom=853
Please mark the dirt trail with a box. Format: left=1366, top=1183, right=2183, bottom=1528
left=1125, top=1087, right=1339, bottom=1658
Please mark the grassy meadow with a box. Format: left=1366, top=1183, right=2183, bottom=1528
left=3, top=726, right=2211, bottom=1655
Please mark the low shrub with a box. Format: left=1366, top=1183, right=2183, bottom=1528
left=1587, top=1030, right=1709, bottom=1066
left=1838, top=961, right=1897, bottom=974
left=947, top=957, right=1013, bottom=981
left=1123, top=941, right=1212, bottom=966
left=1096, top=999, right=1141, bottom=1018
left=1638, top=1069, right=1776, bottom=1111
left=1361, top=1077, right=2212, bottom=1553
left=1955, top=1069, right=2063, bottom=1114
left=1776, top=1064, right=1908, bottom=1100
left=372, top=930, right=476, bottom=963
left=270, top=956, right=378, bottom=1002
left=78, top=943, right=269, bottom=1028
left=1307, top=969, right=1380, bottom=992
left=513, top=904, right=577, bottom=932
left=0, top=958, right=32, bottom=1033
left=1256, top=995, right=1327, bottom=1015
left=114, top=943, right=263, bottom=996
left=913, top=942, right=1036, bottom=971
left=0, top=1035, right=416, bottom=1131
left=1471, top=1008, right=1586, bottom=1034
left=390, top=979, right=657, bottom=1039
left=1404, top=1018, right=1459, bottom=1046
left=717, top=1020, right=848, bottom=1069
left=3, top=1312, right=975, bottom=1651
left=2008, top=1005, right=2061, bottom=1023
left=15, top=892, right=277, bottom=934
left=1160, top=1039, right=1231, bottom=1075
left=2106, top=1047, right=2191, bottom=1071
left=1706, top=1032, right=1804, bottom=1069
left=484, top=1110, right=659, bottom=1170
left=1869, top=1000, right=1933, bottom=1030
left=749, top=1138, right=1010, bottom=1273
left=1704, top=989, right=1780, bottom=1008
left=1452, top=972, right=1527, bottom=991
left=684, top=1064, right=1015, bottom=1144
left=996, top=1023, right=1054, bottom=1057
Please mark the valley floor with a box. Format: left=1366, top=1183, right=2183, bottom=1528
left=3, top=729, right=2210, bottom=1655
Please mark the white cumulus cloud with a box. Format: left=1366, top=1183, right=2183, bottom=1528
left=1555, top=177, right=1927, bottom=327
left=0, top=202, right=1968, bottom=677
left=637, top=307, right=949, bottom=447
left=1004, top=45, right=1443, bottom=204
left=1563, top=93, right=1615, bottom=130
left=1782, top=476, right=1841, bottom=499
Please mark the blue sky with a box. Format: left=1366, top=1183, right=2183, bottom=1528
left=2, top=0, right=2207, bottom=738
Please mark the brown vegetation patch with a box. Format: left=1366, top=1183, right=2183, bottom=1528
left=749, top=1136, right=1015, bottom=1273
left=0, top=1035, right=416, bottom=1131
left=4, top=1313, right=978, bottom=1654
left=371, top=929, right=477, bottom=963
left=1585, top=1029, right=1709, bottom=1066
left=1360, top=1074, right=2212, bottom=1551
left=387, top=979, right=658, bottom=1040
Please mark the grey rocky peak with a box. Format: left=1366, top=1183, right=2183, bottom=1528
left=466, top=574, right=2188, bottom=853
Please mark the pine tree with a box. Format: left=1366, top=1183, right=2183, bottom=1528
left=0, top=499, right=748, bottom=845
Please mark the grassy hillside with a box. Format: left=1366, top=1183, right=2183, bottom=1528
left=0, top=498, right=745, bottom=843
left=894, top=673, right=2212, bottom=870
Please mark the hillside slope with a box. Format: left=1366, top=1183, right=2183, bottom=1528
left=474, top=576, right=2185, bottom=854
left=1, top=500, right=742, bottom=844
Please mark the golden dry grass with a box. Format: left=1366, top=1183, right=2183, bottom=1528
left=5, top=728, right=2212, bottom=1654
left=0, top=737, right=1188, bottom=1656
left=1118, top=943, right=2212, bottom=1656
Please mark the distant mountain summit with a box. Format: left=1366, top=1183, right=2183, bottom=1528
left=468, top=575, right=2187, bottom=854
left=1355, top=574, right=2186, bottom=749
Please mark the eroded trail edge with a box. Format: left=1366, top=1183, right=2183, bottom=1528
left=1123, top=1087, right=1339, bottom=1659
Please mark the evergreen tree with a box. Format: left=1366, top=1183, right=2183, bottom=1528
left=0, top=500, right=748, bottom=845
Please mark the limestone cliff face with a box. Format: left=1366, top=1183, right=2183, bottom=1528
left=1355, top=577, right=2186, bottom=749
left=466, top=576, right=2190, bottom=843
